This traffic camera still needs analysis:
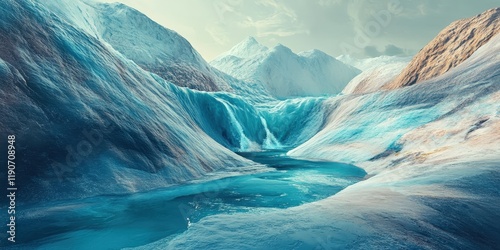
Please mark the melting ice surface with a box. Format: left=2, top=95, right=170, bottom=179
left=19, top=150, right=365, bottom=249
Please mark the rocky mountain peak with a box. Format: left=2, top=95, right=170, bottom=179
left=386, top=7, right=500, bottom=89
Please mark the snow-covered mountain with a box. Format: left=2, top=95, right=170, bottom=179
left=336, top=54, right=409, bottom=72
left=42, top=0, right=230, bottom=91
left=211, top=37, right=361, bottom=98
left=337, top=55, right=411, bottom=94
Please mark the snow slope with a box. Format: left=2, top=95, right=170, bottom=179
left=211, top=37, right=361, bottom=98
left=290, top=33, right=500, bottom=169
left=42, top=0, right=230, bottom=91
left=338, top=55, right=411, bottom=94
left=336, top=54, right=408, bottom=72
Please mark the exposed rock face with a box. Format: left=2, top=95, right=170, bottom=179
left=386, top=7, right=500, bottom=89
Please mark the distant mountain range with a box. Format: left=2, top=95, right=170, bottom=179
left=211, top=37, right=361, bottom=98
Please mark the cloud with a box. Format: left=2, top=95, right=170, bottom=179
left=206, top=22, right=231, bottom=45
left=364, top=46, right=381, bottom=57
left=383, top=44, right=404, bottom=56
left=242, top=12, right=309, bottom=37
left=317, top=0, right=343, bottom=6
left=211, top=0, right=246, bottom=22
left=239, top=0, right=309, bottom=37
left=363, top=44, right=407, bottom=57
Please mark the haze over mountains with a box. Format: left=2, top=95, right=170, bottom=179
left=0, top=0, right=498, bottom=249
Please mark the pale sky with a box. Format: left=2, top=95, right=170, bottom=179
left=96, top=0, right=499, bottom=61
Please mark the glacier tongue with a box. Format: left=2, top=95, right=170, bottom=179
left=169, top=86, right=317, bottom=152
left=213, top=95, right=259, bottom=151
left=260, top=117, right=282, bottom=149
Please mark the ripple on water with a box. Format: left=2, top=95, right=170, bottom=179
left=18, top=150, right=366, bottom=249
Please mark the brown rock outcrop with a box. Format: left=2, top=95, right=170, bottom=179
left=386, top=8, right=500, bottom=89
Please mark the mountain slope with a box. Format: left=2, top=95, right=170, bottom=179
left=386, top=7, right=500, bottom=89
left=290, top=34, right=500, bottom=166
left=42, top=0, right=230, bottom=91
left=211, top=37, right=361, bottom=98
left=0, top=0, right=267, bottom=203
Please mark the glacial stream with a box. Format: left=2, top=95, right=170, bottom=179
left=18, top=150, right=366, bottom=249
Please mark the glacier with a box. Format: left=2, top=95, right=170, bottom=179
left=0, top=0, right=499, bottom=249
